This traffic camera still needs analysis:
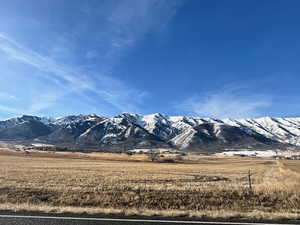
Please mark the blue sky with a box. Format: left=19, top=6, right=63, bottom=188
left=0, top=0, right=300, bottom=119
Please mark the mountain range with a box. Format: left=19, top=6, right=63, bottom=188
left=0, top=113, right=299, bottom=153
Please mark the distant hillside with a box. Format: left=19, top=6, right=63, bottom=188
left=0, top=113, right=299, bottom=152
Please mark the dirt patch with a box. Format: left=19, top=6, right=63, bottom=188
left=128, top=175, right=230, bottom=184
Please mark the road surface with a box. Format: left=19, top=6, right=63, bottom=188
left=0, top=212, right=299, bottom=225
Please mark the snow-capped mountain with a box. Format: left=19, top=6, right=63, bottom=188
left=0, top=115, right=53, bottom=130
left=222, top=117, right=300, bottom=146
left=52, top=114, right=103, bottom=126
left=0, top=115, right=53, bottom=140
left=121, top=113, right=181, bottom=141
left=76, top=116, right=170, bottom=151
left=0, top=113, right=299, bottom=152
left=41, top=115, right=106, bottom=144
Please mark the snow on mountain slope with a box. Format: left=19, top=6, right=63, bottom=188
left=0, top=119, right=52, bottom=140
left=0, top=115, right=53, bottom=130
left=40, top=116, right=105, bottom=144
left=49, top=114, right=300, bottom=150
left=168, top=117, right=233, bottom=149
left=53, top=114, right=103, bottom=126
left=170, top=126, right=196, bottom=149
left=0, top=113, right=299, bottom=151
left=121, top=113, right=180, bottom=141
left=222, top=117, right=300, bottom=146
left=77, top=116, right=170, bottom=150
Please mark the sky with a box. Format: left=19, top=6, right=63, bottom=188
left=0, top=0, right=300, bottom=119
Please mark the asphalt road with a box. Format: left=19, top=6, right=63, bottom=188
left=0, top=213, right=299, bottom=225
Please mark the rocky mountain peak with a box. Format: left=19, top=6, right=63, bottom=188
left=0, top=113, right=299, bottom=152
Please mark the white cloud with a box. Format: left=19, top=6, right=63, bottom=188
left=178, top=88, right=272, bottom=119
left=0, top=33, right=147, bottom=114
left=0, top=0, right=185, bottom=116
left=28, top=92, right=64, bottom=114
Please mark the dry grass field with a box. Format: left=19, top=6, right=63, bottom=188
left=0, top=148, right=300, bottom=220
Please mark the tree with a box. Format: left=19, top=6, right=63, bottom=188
left=148, top=150, right=160, bottom=162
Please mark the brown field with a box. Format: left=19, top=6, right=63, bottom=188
left=0, top=148, right=300, bottom=221
left=282, top=160, right=300, bottom=173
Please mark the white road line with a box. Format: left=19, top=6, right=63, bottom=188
left=0, top=215, right=298, bottom=225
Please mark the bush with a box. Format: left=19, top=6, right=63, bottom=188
left=148, top=151, right=160, bottom=162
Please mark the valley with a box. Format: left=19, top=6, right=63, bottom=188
left=0, top=148, right=299, bottom=220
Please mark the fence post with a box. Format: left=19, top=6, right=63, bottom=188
left=248, top=169, right=252, bottom=193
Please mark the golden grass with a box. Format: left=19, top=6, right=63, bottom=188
left=0, top=149, right=300, bottom=220
left=281, top=160, right=300, bottom=173
left=0, top=203, right=299, bottom=221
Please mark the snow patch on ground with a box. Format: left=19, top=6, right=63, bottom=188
left=31, top=143, right=55, bottom=147
left=217, top=150, right=278, bottom=157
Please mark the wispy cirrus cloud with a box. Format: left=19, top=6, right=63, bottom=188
left=105, top=0, right=184, bottom=60
left=0, top=0, right=185, bottom=117
left=178, top=87, right=272, bottom=118
left=0, top=33, right=145, bottom=113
